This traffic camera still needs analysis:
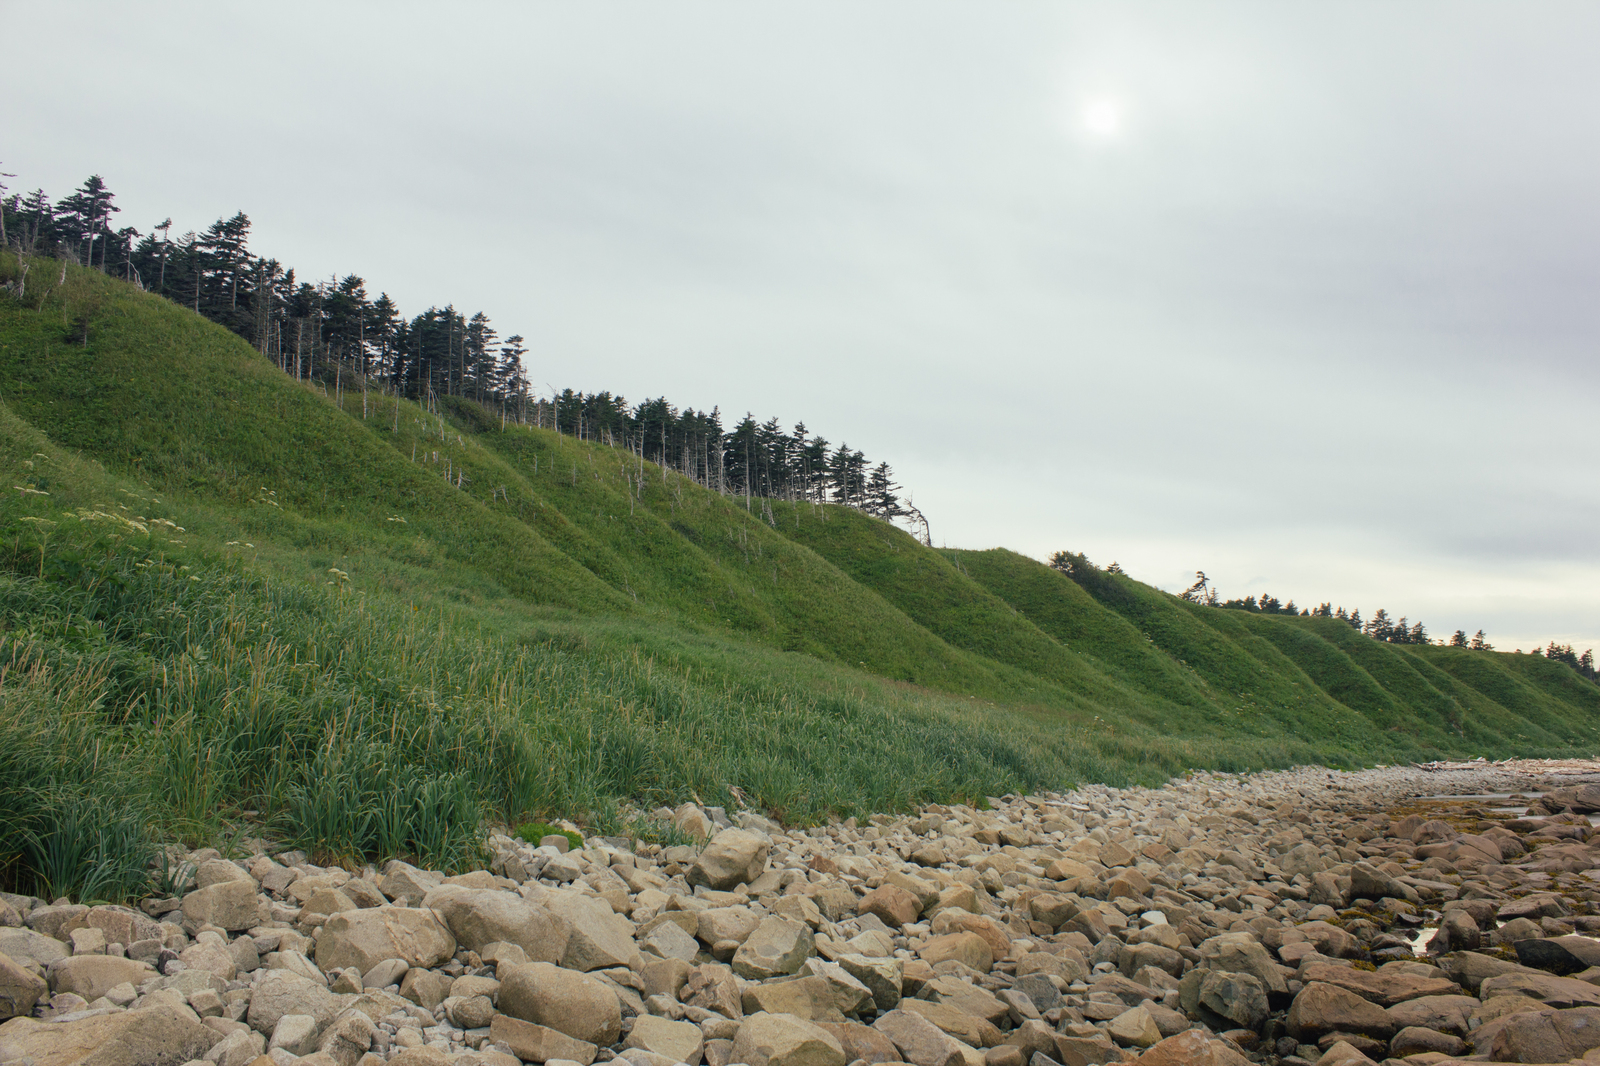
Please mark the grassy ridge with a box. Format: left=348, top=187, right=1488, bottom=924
left=0, top=252, right=1594, bottom=901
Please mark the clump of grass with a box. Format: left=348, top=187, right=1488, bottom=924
left=513, top=822, right=583, bottom=851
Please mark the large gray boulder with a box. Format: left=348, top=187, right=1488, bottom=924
left=688, top=829, right=771, bottom=891
left=542, top=890, right=641, bottom=971
left=733, top=916, right=814, bottom=980
left=0, top=951, right=48, bottom=1020
left=872, top=1008, right=967, bottom=1066
left=0, top=1003, right=220, bottom=1066
left=731, top=1010, right=846, bottom=1066
left=314, top=907, right=454, bottom=974
left=47, top=955, right=156, bottom=1001
left=421, top=884, right=567, bottom=962
left=498, top=960, right=623, bottom=1046
left=181, top=879, right=260, bottom=931
left=0, top=928, right=69, bottom=967
left=247, top=968, right=346, bottom=1036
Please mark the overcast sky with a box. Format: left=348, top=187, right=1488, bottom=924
left=6, top=3, right=1598, bottom=652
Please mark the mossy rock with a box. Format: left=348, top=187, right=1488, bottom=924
left=514, top=822, right=583, bottom=851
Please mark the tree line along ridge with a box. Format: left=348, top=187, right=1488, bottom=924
left=0, top=170, right=928, bottom=540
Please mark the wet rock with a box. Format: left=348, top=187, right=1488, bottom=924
left=1481, top=969, right=1600, bottom=1008
left=1514, top=934, right=1600, bottom=976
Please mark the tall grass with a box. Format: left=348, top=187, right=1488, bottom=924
left=0, top=252, right=1595, bottom=900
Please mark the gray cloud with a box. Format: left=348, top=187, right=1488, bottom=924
left=6, top=1, right=1597, bottom=650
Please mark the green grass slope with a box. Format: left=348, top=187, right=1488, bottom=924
left=947, top=546, right=1598, bottom=761
left=0, top=252, right=1594, bottom=899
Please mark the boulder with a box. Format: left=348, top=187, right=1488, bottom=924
left=206, top=1028, right=267, bottom=1066
left=1130, top=1029, right=1252, bottom=1066
left=1388, top=1025, right=1465, bottom=1057
left=0, top=951, right=48, bottom=1020
left=1481, top=970, right=1600, bottom=1008
left=682, top=962, right=744, bottom=1019
left=1515, top=935, right=1600, bottom=976
left=315, top=906, right=454, bottom=974
left=743, top=975, right=843, bottom=1022
left=85, top=905, right=162, bottom=948
left=401, top=968, right=453, bottom=1010
left=380, top=861, right=443, bottom=906
left=0, top=1002, right=220, bottom=1066
left=1286, top=982, right=1395, bottom=1042
left=1347, top=862, right=1416, bottom=904
left=269, top=1014, right=321, bottom=1056
left=490, top=1013, right=600, bottom=1065
left=627, top=1014, right=706, bottom=1065
left=422, top=884, right=567, bottom=963
left=498, top=961, right=622, bottom=1046
left=1383, top=994, right=1478, bottom=1036
left=315, top=1008, right=374, bottom=1066
left=816, top=1020, right=903, bottom=1064
left=687, top=829, right=771, bottom=890
left=873, top=1007, right=970, bottom=1066
left=899, top=999, right=1000, bottom=1047
left=836, top=953, right=903, bottom=1011
left=640, top=919, right=699, bottom=962
left=857, top=885, right=920, bottom=929
left=930, top=912, right=1013, bottom=963
left=918, top=931, right=993, bottom=974
left=733, top=916, right=815, bottom=980
left=697, top=905, right=761, bottom=947
left=47, top=955, right=155, bottom=1001
left=248, top=968, right=345, bottom=1036
left=731, top=1010, right=847, bottom=1066
left=1297, top=963, right=1458, bottom=1006
left=1196, top=932, right=1287, bottom=995
left=1490, top=1006, right=1600, bottom=1063
left=180, top=879, right=260, bottom=931
left=0, top=928, right=69, bottom=967
left=1196, top=970, right=1268, bottom=1030
left=543, top=890, right=642, bottom=972
left=1107, top=1005, right=1161, bottom=1049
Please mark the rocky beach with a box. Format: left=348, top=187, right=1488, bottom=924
left=7, top=759, right=1600, bottom=1066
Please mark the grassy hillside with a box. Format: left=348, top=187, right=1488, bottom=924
left=0, top=252, right=1594, bottom=899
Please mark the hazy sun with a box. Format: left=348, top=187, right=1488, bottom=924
left=1083, top=98, right=1122, bottom=137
